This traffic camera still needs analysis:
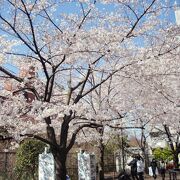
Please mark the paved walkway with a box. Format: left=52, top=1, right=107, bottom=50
left=145, top=175, right=167, bottom=179
left=145, top=175, right=180, bottom=179
left=105, top=173, right=180, bottom=179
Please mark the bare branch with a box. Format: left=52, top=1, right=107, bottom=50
left=43, top=9, right=63, bottom=34
left=124, top=0, right=157, bottom=39
left=0, top=14, right=36, bottom=53
left=118, top=1, right=138, bottom=20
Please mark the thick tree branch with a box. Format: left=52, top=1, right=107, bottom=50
left=163, top=124, right=175, bottom=152
left=13, top=87, right=40, bottom=100
left=81, top=61, right=136, bottom=99
left=0, top=66, right=23, bottom=82
left=108, top=125, right=144, bottom=130
left=66, top=123, right=102, bottom=153
left=20, top=133, right=60, bottom=150
left=20, top=0, right=50, bottom=80
left=74, top=65, right=91, bottom=104
left=0, top=135, right=13, bottom=141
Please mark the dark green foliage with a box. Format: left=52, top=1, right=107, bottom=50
left=104, top=135, right=129, bottom=172
left=153, top=147, right=173, bottom=162
left=14, top=139, right=46, bottom=180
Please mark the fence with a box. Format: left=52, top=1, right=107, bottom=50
left=0, top=151, right=119, bottom=180
left=0, top=151, right=16, bottom=178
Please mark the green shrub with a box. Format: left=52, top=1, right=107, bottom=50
left=14, top=139, right=46, bottom=180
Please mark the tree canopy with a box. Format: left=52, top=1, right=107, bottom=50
left=0, top=0, right=179, bottom=179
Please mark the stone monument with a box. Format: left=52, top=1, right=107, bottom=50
left=39, top=147, right=55, bottom=180
left=78, top=150, right=96, bottom=180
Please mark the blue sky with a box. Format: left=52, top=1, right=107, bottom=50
left=1, top=0, right=179, bottom=74
left=56, top=0, right=178, bottom=22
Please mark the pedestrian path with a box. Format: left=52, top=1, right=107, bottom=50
left=145, top=174, right=180, bottom=179
left=105, top=172, right=180, bottom=180
left=105, top=173, right=180, bottom=180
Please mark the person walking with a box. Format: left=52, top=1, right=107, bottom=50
left=150, top=158, right=158, bottom=179
left=128, top=155, right=139, bottom=180
left=159, top=160, right=166, bottom=180
left=137, top=155, right=144, bottom=180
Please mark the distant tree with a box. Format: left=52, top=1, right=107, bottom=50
left=105, top=135, right=130, bottom=155
left=163, top=124, right=179, bottom=168
left=153, top=147, right=173, bottom=162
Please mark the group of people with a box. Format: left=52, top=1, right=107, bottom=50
left=150, top=158, right=166, bottom=180
left=128, top=154, right=145, bottom=180
left=128, top=155, right=166, bottom=180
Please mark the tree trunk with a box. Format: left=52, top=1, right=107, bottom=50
left=46, top=124, right=67, bottom=180
left=99, top=139, right=105, bottom=180
left=173, top=151, right=179, bottom=169
left=54, top=151, right=67, bottom=180
left=142, top=148, right=149, bottom=174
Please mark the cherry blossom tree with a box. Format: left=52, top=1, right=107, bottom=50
left=106, top=19, right=180, bottom=168
left=124, top=44, right=180, bottom=169
left=0, top=0, right=178, bottom=179
left=75, top=76, right=125, bottom=179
